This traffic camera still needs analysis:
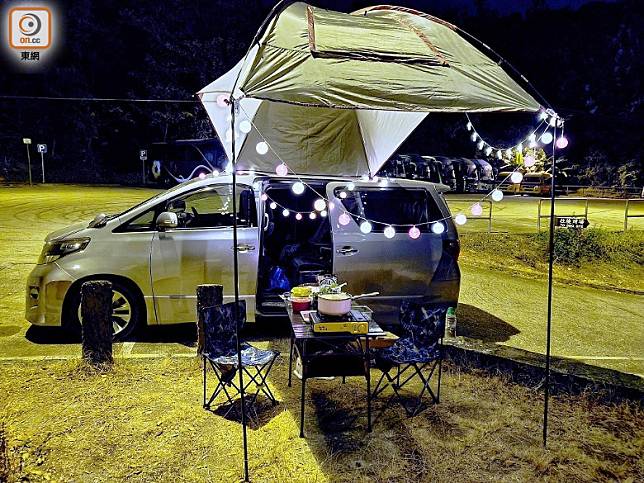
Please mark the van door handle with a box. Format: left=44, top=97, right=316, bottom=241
left=337, top=246, right=358, bottom=256
left=235, top=244, right=256, bottom=253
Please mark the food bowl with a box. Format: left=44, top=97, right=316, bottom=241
left=291, top=296, right=311, bottom=313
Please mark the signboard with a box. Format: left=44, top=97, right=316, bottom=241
left=23, top=138, right=32, bottom=145
left=139, top=149, right=147, bottom=161
left=37, top=144, right=47, bottom=153
left=556, top=216, right=589, bottom=229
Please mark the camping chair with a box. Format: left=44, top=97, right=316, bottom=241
left=202, top=301, right=279, bottom=414
left=372, top=303, right=446, bottom=416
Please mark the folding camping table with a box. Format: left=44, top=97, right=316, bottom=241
left=286, top=305, right=385, bottom=438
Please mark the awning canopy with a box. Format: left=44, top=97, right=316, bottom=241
left=199, top=2, right=541, bottom=176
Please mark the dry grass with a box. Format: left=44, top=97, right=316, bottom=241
left=1, top=339, right=642, bottom=482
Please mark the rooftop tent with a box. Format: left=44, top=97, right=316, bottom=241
left=198, top=2, right=541, bottom=176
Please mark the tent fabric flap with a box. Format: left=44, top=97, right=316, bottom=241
left=240, top=2, right=541, bottom=113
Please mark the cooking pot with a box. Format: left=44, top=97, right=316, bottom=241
left=317, top=292, right=379, bottom=316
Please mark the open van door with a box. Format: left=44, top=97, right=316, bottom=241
left=326, top=181, right=443, bottom=322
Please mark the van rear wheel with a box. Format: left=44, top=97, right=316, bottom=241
left=67, top=280, right=142, bottom=341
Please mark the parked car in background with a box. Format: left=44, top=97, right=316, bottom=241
left=26, top=173, right=461, bottom=339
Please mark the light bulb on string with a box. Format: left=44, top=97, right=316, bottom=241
left=471, top=203, right=483, bottom=216
left=470, top=133, right=477, bottom=142
left=269, top=202, right=277, bottom=210
left=431, top=222, right=445, bottom=234
left=275, top=163, right=288, bottom=176
left=360, top=221, right=373, bottom=234
left=260, top=193, right=268, bottom=201
left=538, top=110, right=548, bottom=121
left=491, top=189, right=504, bottom=202
left=541, top=132, right=553, bottom=145
left=556, top=136, right=569, bottom=149
left=496, top=150, right=503, bottom=159
left=239, top=120, right=252, bottom=133
left=282, top=209, right=290, bottom=217
left=485, top=147, right=492, bottom=156
left=309, top=212, right=317, bottom=220
left=295, top=213, right=303, bottom=221
left=549, top=115, right=557, bottom=127
left=372, top=176, right=379, bottom=183
left=198, top=172, right=206, bottom=179
left=212, top=170, right=219, bottom=177
left=477, top=140, right=485, bottom=150
left=524, top=155, right=536, bottom=167
left=256, top=142, right=269, bottom=155
left=313, top=199, right=326, bottom=211
left=339, top=191, right=347, bottom=199
left=347, top=182, right=355, bottom=191
left=505, top=148, right=513, bottom=158
left=454, top=214, right=467, bottom=225
left=466, top=121, right=473, bottom=131
left=511, top=172, right=524, bottom=184
left=339, top=212, right=351, bottom=226
left=408, top=226, right=421, bottom=239
left=216, top=94, right=228, bottom=108
left=320, top=210, right=328, bottom=218
left=384, top=225, right=396, bottom=239
left=292, top=182, right=305, bottom=195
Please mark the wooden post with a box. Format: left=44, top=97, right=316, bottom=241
left=81, top=280, right=113, bottom=365
left=196, top=284, right=223, bottom=355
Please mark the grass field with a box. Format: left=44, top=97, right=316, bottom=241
left=0, top=184, right=641, bottom=376
left=1, top=356, right=642, bottom=482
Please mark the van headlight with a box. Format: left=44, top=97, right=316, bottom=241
left=38, top=238, right=90, bottom=264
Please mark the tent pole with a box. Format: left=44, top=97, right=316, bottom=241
left=543, top=124, right=557, bottom=448
left=231, top=99, right=250, bottom=481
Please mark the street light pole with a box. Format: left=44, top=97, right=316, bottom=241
left=26, top=144, right=33, bottom=186
left=40, top=150, right=46, bottom=183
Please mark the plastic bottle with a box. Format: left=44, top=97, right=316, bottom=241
left=446, top=307, right=457, bottom=338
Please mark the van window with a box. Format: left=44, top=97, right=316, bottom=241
left=168, top=185, right=256, bottom=229
left=335, top=187, right=441, bottom=233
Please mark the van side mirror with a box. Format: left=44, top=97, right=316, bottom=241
left=156, top=211, right=178, bottom=231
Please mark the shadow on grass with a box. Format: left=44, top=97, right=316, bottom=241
left=25, top=325, right=80, bottom=344
left=207, top=396, right=282, bottom=430
left=456, top=304, right=520, bottom=343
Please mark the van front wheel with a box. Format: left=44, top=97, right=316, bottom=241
left=66, top=280, right=142, bottom=341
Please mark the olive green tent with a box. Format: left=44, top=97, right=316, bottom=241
left=199, top=3, right=541, bottom=176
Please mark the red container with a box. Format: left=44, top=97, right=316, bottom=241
left=291, top=297, right=311, bottom=313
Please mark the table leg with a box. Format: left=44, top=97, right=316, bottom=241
left=288, top=336, right=294, bottom=388
left=366, top=336, right=372, bottom=433
left=300, top=340, right=306, bottom=438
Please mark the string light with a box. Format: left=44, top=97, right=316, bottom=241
left=539, top=110, right=548, bottom=121
left=339, top=191, right=347, bottom=199
left=256, top=142, right=269, bottom=155
left=282, top=209, right=290, bottom=217
left=320, top=210, right=328, bottom=218
left=239, top=120, right=252, bottom=133
left=260, top=193, right=268, bottom=201
left=485, top=146, right=492, bottom=156
left=347, top=182, right=355, bottom=191
left=470, top=133, right=477, bottom=142
left=269, top=202, right=277, bottom=210
left=477, top=140, right=485, bottom=150
left=491, top=189, right=504, bottom=202
left=454, top=214, right=467, bottom=225
left=275, top=163, right=288, bottom=176
left=216, top=94, right=228, bottom=108
left=292, top=182, right=305, bottom=195
left=471, top=203, right=483, bottom=216
left=309, top=212, right=317, bottom=220
left=466, top=121, right=473, bottom=131
left=295, top=213, right=303, bottom=221
left=511, top=172, right=523, bottom=184
left=524, top=155, right=536, bottom=167
left=431, top=222, right=445, bottom=234
left=360, top=221, right=373, bottom=234
left=339, top=212, right=351, bottom=226
left=384, top=225, right=396, bottom=238
left=408, top=226, right=421, bottom=239
left=541, top=132, right=553, bottom=144
left=314, top=199, right=326, bottom=211
left=556, top=136, right=569, bottom=149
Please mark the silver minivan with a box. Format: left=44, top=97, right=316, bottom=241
left=26, top=173, right=460, bottom=339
